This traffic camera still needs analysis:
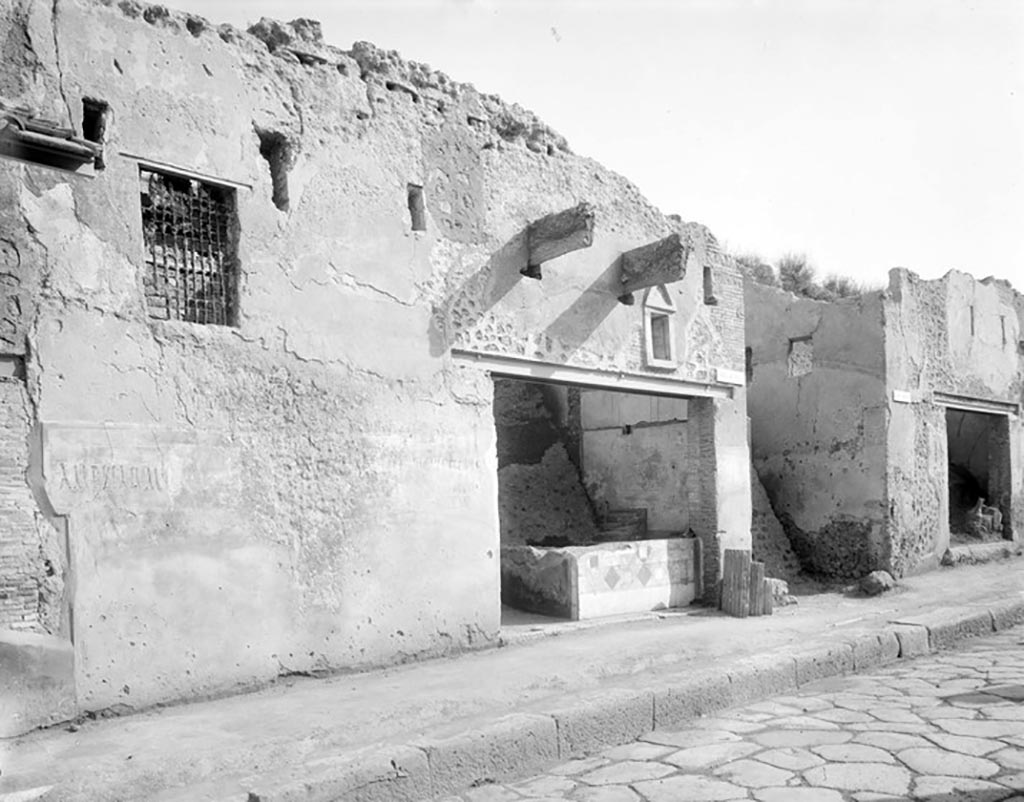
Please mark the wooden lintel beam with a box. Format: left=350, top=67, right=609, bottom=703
left=522, top=202, right=596, bottom=279
left=618, top=233, right=688, bottom=296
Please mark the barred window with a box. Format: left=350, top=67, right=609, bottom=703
left=140, top=167, right=238, bottom=325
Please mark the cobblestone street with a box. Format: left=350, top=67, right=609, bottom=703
left=444, top=628, right=1024, bottom=802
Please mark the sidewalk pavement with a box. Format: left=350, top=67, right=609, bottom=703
left=2, top=559, right=1023, bottom=802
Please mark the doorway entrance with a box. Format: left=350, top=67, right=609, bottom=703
left=492, top=376, right=702, bottom=628
left=946, top=408, right=1011, bottom=543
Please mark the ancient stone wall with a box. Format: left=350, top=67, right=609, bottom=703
left=0, top=0, right=749, bottom=715
left=749, top=465, right=801, bottom=581
left=0, top=372, right=38, bottom=629
left=883, top=269, right=1024, bottom=573
left=579, top=390, right=690, bottom=532
left=745, top=281, right=889, bottom=578
left=493, top=379, right=597, bottom=546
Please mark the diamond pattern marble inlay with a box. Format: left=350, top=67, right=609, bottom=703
left=604, top=567, right=621, bottom=589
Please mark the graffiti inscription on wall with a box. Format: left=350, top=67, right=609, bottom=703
left=54, top=461, right=169, bottom=494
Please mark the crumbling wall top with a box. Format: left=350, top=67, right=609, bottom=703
left=91, top=1, right=572, bottom=157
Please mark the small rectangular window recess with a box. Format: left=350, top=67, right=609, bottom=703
left=407, top=183, right=426, bottom=231
left=703, top=265, right=718, bottom=305
left=787, top=336, right=813, bottom=378
left=1001, top=316, right=1007, bottom=346
left=745, top=347, right=754, bottom=382
left=82, top=98, right=109, bottom=169
left=139, top=166, right=239, bottom=326
left=970, top=305, right=976, bottom=336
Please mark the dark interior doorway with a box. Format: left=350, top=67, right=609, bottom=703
left=946, top=408, right=1011, bottom=543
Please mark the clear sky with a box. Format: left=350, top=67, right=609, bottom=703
left=165, top=0, right=1023, bottom=287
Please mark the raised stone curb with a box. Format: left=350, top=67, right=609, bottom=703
left=652, top=667, right=734, bottom=728
left=413, top=714, right=558, bottom=797
left=888, top=624, right=930, bottom=658
left=978, top=596, right=1024, bottom=631
left=793, top=641, right=855, bottom=685
left=544, top=688, right=654, bottom=757
left=838, top=631, right=888, bottom=672
left=246, top=744, right=431, bottom=802
left=726, top=652, right=799, bottom=706
left=892, top=606, right=994, bottom=651
left=195, top=597, right=1024, bottom=801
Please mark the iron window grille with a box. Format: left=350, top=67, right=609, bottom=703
left=140, top=167, right=238, bottom=325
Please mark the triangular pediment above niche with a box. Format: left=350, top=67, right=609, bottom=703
left=644, top=284, right=676, bottom=313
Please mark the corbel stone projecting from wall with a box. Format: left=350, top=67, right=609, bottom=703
left=521, top=203, right=596, bottom=279
left=618, top=233, right=689, bottom=299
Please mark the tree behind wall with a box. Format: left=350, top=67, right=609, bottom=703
left=738, top=251, right=881, bottom=301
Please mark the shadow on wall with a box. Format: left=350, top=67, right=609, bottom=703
left=540, top=257, right=624, bottom=358
left=428, top=231, right=528, bottom=357
left=428, top=228, right=622, bottom=361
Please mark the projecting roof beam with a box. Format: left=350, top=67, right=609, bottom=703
left=617, top=232, right=689, bottom=303
left=521, top=202, right=596, bottom=279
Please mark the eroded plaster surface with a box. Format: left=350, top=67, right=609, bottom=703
left=884, top=269, right=1024, bottom=575
left=746, top=282, right=887, bottom=578
left=747, top=268, right=1024, bottom=580
left=0, top=0, right=750, bottom=718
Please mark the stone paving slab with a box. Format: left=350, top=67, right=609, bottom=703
left=444, top=627, right=1024, bottom=801
left=240, top=593, right=1024, bottom=801
left=2, top=562, right=1024, bottom=801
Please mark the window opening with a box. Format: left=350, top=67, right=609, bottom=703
left=650, top=315, right=671, bottom=361
left=407, top=183, right=426, bottom=231
left=643, top=285, right=677, bottom=368
left=82, top=98, right=109, bottom=169
left=703, top=265, right=717, bottom=305
left=140, top=166, right=238, bottom=326
left=256, top=129, right=291, bottom=212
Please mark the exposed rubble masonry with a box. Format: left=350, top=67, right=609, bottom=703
left=746, top=268, right=1024, bottom=579
left=0, top=0, right=750, bottom=724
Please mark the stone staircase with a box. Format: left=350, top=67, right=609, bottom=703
left=595, top=508, right=647, bottom=542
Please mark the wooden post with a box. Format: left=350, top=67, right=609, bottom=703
left=749, top=561, right=765, bottom=617
left=720, top=549, right=751, bottom=618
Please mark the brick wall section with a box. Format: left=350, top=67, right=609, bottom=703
left=687, top=397, right=719, bottom=599
left=0, top=376, right=42, bottom=631
left=708, top=255, right=746, bottom=372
